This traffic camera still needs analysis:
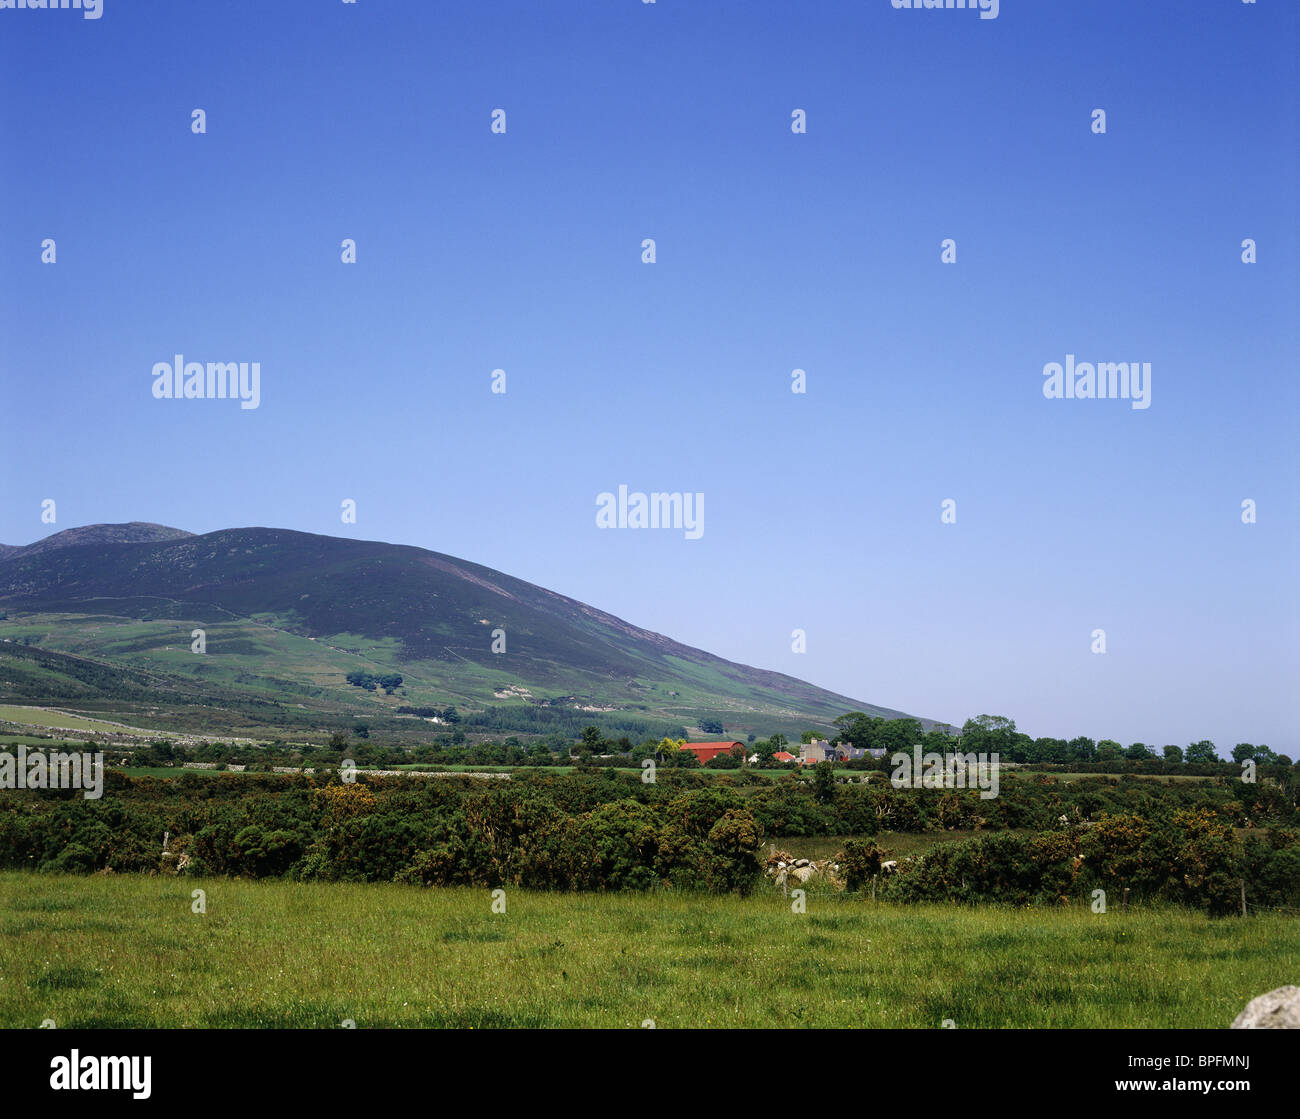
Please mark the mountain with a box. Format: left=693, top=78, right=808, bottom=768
left=0, top=523, right=944, bottom=740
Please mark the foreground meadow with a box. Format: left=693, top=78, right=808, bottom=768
left=2, top=873, right=1296, bottom=1028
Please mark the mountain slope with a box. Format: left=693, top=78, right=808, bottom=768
left=0, top=523, right=942, bottom=737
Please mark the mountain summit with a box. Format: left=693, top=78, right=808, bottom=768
left=0, top=522, right=194, bottom=560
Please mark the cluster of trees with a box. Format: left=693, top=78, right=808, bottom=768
left=956, top=714, right=1291, bottom=766
left=344, top=671, right=404, bottom=695
left=833, top=714, right=948, bottom=756
left=829, top=712, right=1293, bottom=769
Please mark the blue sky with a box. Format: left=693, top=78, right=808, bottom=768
left=2, top=0, right=1297, bottom=752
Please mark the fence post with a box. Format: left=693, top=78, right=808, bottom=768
left=1122, top=887, right=1130, bottom=911
left=871, top=874, right=877, bottom=902
left=1240, top=879, right=1247, bottom=918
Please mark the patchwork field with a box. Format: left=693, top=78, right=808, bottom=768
left=2, top=872, right=1294, bottom=1029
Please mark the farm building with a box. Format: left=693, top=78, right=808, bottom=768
left=677, top=740, right=745, bottom=764
left=800, top=738, right=833, bottom=764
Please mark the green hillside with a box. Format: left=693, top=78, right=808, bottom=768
left=0, top=523, right=945, bottom=741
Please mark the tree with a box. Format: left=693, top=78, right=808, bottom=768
left=812, top=761, right=836, bottom=804
left=1232, top=743, right=1278, bottom=765
left=1068, top=736, right=1097, bottom=762
left=878, top=718, right=923, bottom=756
left=1162, top=744, right=1184, bottom=763
left=1185, top=740, right=1218, bottom=764
left=575, top=726, right=604, bottom=758
left=1029, top=737, right=1068, bottom=764
left=833, top=713, right=881, bottom=753
left=920, top=728, right=954, bottom=757
left=960, top=715, right=1019, bottom=759
left=663, top=747, right=699, bottom=769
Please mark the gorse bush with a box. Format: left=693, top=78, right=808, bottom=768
left=0, top=767, right=1295, bottom=911
left=839, top=839, right=889, bottom=891
left=877, top=809, right=1298, bottom=916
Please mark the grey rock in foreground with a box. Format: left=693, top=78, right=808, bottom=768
left=1231, top=986, right=1300, bottom=1029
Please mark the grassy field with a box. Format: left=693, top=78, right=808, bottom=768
left=1, top=872, right=1294, bottom=1028
left=0, top=705, right=131, bottom=735
left=0, top=734, right=83, bottom=747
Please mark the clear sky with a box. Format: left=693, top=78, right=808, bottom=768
left=1, top=1, right=1296, bottom=752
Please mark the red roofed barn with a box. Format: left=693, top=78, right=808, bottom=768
left=677, top=741, right=745, bottom=764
